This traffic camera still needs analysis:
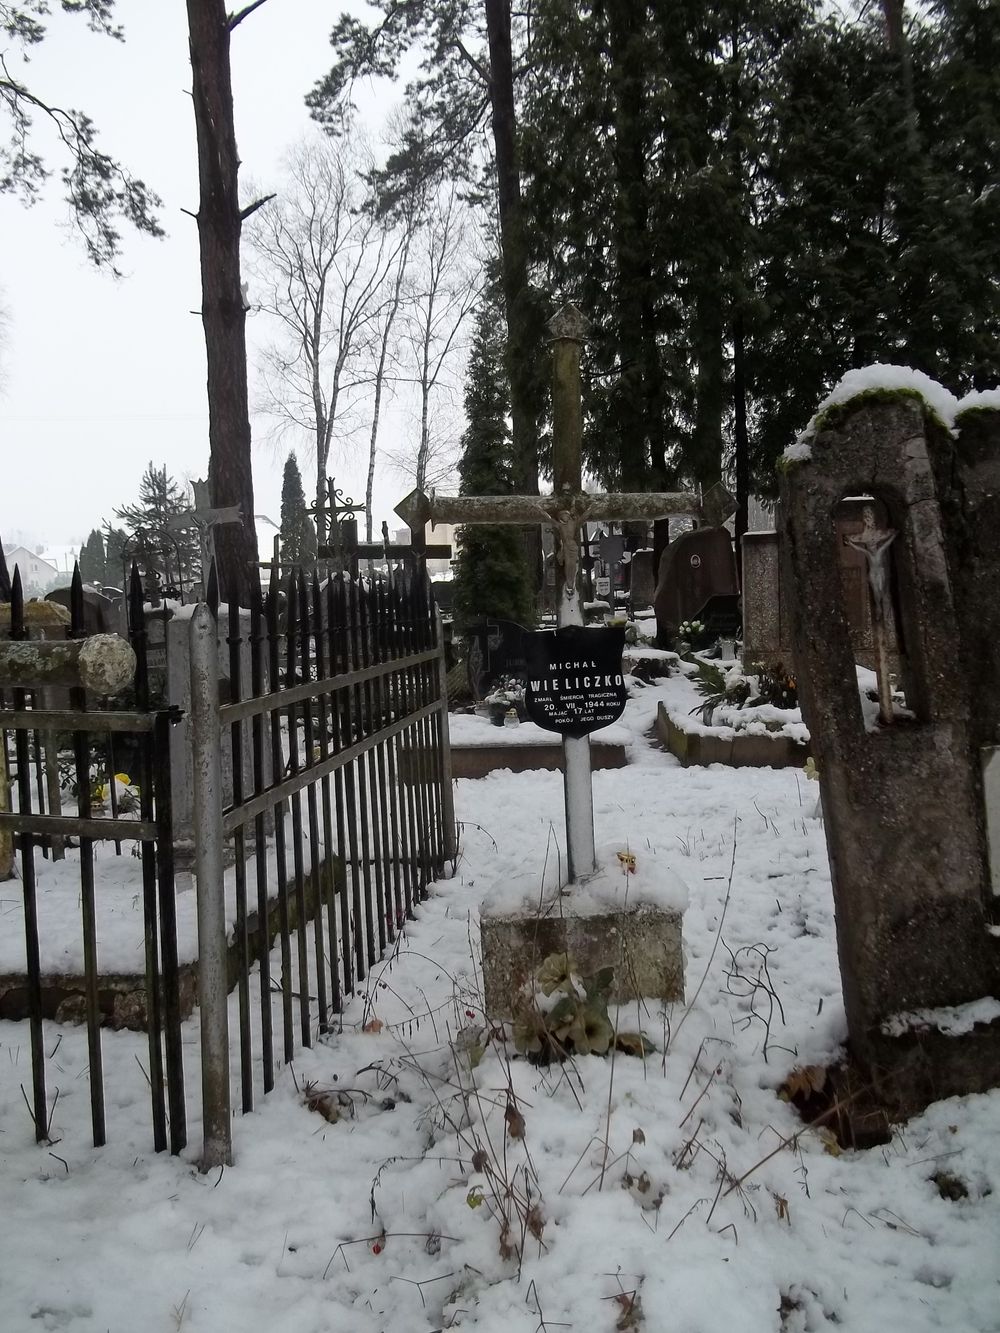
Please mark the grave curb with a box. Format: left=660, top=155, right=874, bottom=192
left=656, top=701, right=809, bottom=769
left=0, top=853, right=344, bottom=1031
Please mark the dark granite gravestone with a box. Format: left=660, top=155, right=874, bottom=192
left=431, top=579, right=454, bottom=614
left=523, top=625, right=627, bottom=737
left=780, top=390, right=1000, bottom=1112
left=628, top=549, right=656, bottom=610
left=466, top=618, right=530, bottom=700
left=654, top=527, right=739, bottom=644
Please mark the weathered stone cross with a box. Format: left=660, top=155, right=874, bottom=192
left=167, top=479, right=243, bottom=599
left=397, top=304, right=734, bottom=882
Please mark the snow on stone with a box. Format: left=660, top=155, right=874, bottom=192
left=882, top=996, right=1000, bottom=1038
left=955, top=387, right=1000, bottom=417
left=782, top=438, right=813, bottom=462
left=480, top=836, right=689, bottom=919
left=788, top=364, right=962, bottom=460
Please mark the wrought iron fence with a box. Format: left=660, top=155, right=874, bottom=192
left=193, top=564, right=455, bottom=1154
left=0, top=567, right=185, bottom=1154
left=0, top=553, right=455, bottom=1167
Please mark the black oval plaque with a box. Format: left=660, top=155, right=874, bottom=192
left=523, top=626, right=627, bottom=737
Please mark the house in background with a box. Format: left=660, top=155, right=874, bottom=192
left=2, top=545, right=60, bottom=596
left=39, top=545, right=81, bottom=577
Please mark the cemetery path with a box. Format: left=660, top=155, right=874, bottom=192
left=1, top=680, right=998, bottom=1332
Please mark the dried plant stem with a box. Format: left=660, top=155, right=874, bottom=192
left=672, top=818, right=738, bottom=1045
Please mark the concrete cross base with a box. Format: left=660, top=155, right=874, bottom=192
left=480, top=903, right=684, bottom=1021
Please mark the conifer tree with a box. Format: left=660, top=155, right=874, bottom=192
left=79, top=529, right=105, bottom=585
left=452, top=286, right=535, bottom=630
left=522, top=0, right=1000, bottom=508
left=115, top=463, right=199, bottom=589
left=279, top=452, right=317, bottom=565
left=101, top=525, right=129, bottom=589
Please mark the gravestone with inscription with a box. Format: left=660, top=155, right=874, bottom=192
left=465, top=619, right=530, bottom=701
left=400, top=306, right=709, bottom=1016
left=654, top=527, right=739, bottom=646
left=524, top=626, right=627, bottom=736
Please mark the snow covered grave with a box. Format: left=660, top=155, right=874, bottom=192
left=780, top=369, right=1000, bottom=1112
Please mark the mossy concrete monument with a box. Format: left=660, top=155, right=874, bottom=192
left=780, top=374, right=1000, bottom=1112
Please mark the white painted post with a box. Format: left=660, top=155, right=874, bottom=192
left=550, top=306, right=596, bottom=882
left=189, top=603, right=233, bottom=1169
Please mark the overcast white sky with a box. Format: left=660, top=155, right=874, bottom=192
left=0, top=0, right=426, bottom=554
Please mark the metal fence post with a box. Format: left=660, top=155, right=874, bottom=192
left=435, top=609, right=458, bottom=866
left=189, top=603, right=233, bottom=1169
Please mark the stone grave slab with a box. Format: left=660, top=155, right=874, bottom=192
left=628, top=548, right=656, bottom=610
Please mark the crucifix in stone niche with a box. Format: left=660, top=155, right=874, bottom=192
left=396, top=304, right=735, bottom=882
left=844, top=505, right=899, bottom=726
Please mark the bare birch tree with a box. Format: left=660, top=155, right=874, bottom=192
left=243, top=133, right=406, bottom=528
left=400, top=186, right=481, bottom=494
left=361, top=190, right=418, bottom=541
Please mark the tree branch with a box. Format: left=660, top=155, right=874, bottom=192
left=240, top=192, right=276, bottom=221
left=228, top=0, right=271, bottom=32
left=450, top=38, right=492, bottom=89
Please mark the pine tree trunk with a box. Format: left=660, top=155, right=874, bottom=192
left=485, top=0, right=542, bottom=595
left=691, top=285, right=724, bottom=492
left=186, top=0, right=258, bottom=603
left=732, top=312, right=749, bottom=582
left=607, top=0, right=665, bottom=492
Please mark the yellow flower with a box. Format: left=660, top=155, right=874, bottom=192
left=804, top=757, right=819, bottom=782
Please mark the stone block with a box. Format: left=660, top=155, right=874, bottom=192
left=740, top=530, right=793, bottom=669
left=481, top=904, right=684, bottom=1020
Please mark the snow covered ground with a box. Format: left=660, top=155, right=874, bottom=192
left=2, top=678, right=999, bottom=1332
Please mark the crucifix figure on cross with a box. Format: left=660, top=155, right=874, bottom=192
left=167, top=479, right=243, bottom=599
left=396, top=303, right=735, bottom=883
left=845, top=505, right=898, bottom=726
